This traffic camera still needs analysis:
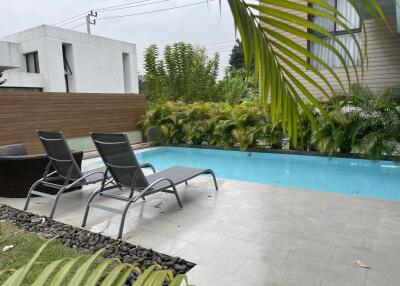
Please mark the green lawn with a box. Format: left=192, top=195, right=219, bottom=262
left=0, top=222, right=91, bottom=285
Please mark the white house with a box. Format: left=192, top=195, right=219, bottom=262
left=0, top=25, right=139, bottom=93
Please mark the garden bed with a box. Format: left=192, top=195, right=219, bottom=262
left=0, top=204, right=195, bottom=284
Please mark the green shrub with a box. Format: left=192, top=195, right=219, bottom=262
left=140, top=100, right=284, bottom=150
left=140, top=84, right=400, bottom=160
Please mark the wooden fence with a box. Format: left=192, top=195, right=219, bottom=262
left=0, top=92, right=146, bottom=154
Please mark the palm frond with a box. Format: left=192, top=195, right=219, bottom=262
left=225, top=0, right=387, bottom=145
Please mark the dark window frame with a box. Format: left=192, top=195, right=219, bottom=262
left=25, top=51, right=40, bottom=73
left=62, top=44, right=73, bottom=93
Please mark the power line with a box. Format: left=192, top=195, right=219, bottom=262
left=206, top=46, right=234, bottom=51
left=201, top=41, right=236, bottom=47
left=69, top=22, right=86, bottom=30
left=96, top=0, right=170, bottom=13
left=54, top=0, right=167, bottom=27
left=97, top=0, right=214, bottom=21
left=53, top=12, right=88, bottom=26
left=95, top=0, right=155, bottom=12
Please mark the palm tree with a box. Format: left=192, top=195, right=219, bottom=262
left=225, top=0, right=388, bottom=145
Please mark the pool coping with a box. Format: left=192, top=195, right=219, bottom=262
left=161, top=143, right=399, bottom=162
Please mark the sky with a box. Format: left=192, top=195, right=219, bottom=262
left=0, top=0, right=238, bottom=77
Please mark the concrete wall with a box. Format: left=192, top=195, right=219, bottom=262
left=1, top=71, right=43, bottom=88
left=0, top=41, right=20, bottom=69
left=0, top=25, right=139, bottom=93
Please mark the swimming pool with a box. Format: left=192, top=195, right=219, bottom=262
left=89, top=147, right=400, bottom=201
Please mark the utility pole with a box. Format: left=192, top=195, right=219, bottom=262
left=86, top=10, right=97, bottom=35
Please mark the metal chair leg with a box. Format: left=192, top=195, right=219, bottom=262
left=172, top=185, right=183, bottom=208
left=118, top=196, right=140, bottom=239
left=24, top=179, right=44, bottom=211
left=82, top=186, right=106, bottom=227
left=209, top=170, right=218, bottom=190
left=49, top=186, right=68, bottom=219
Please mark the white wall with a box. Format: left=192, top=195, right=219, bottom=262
left=0, top=25, right=139, bottom=93
left=2, top=70, right=43, bottom=88
left=0, top=41, right=20, bottom=69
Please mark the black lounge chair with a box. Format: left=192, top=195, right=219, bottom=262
left=24, top=131, right=156, bottom=219
left=82, top=133, right=218, bottom=238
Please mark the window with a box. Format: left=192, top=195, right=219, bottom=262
left=309, top=0, right=361, bottom=69
left=25, top=52, right=40, bottom=73
left=122, top=53, right=132, bottom=93
left=62, top=45, right=73, bottom=93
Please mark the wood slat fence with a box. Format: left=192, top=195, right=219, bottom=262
left=0, top=92, right=146, bottom=154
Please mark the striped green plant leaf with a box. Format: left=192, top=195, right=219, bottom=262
left=106, top=264, right=136, bottom=286
left=0, top=269, right=15, bottom=280
left=49, top=257, right=82, bottom=286
left=142, top=270, right=172, bottom=286
left=99, top=263, right=133, bottom=286
left=132, top=265, right=159, bottom=286
left=31, top=259, right=64, bottom=286
left=169, top=274, right=190, bottom=286
left=67, top=248, right=104, bottom=286
left=84, top=259, right=119, bottom=286
left=1, top=243, right=190, bottom=286
left=224, top=0, right=387, bottom=145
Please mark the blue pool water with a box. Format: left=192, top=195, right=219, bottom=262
left=133, top=147, right=400, bottom=201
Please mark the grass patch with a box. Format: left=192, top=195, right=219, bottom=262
left=0, top=222, right=91, bottom=285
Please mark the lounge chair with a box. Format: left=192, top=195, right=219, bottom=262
left=24, top=130, right=155, bottom=219
left=82, top=133, right=218, bottom=238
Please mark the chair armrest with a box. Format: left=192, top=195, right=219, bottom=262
left=140, top=163, right=156, bottom=173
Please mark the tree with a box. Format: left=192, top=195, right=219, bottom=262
left=144, top=42, right=221, bottom=103
left=228, top=39, right=245, bottom=70
left=143, top=44, right=164, bottom=102
left=226, top=0, right=387, bottom=145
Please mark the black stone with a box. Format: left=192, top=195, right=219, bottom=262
left=0, top=204, right=195, bottom=285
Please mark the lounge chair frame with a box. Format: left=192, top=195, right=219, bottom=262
left=82, top=133, right=218, bottom=238
left=24, top=131, right=155, bottom=219
left=24, top=131, right=107, bottom=218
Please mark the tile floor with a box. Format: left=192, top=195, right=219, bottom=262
left=2, top=158, right=400, bottom=286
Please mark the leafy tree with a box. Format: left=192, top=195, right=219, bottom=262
left=218, top=68, right=257, bottom=105
left=143, top=44, right=164, bottom=102
left=144, top=42, right=221, bottom=103
left=228, top=40, right=245, bottom=70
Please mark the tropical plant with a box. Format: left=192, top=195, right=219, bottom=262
left=139, top=101, right=284, bottom=150
left=225, top=0, right=387, bottom=145
left=143, top=42, right=221, bottom=103
left=0, top=239, right=190, bottom=286
left=218, top=68, right=258, bottom=105
left=307, top=84, right=400, bottom=159
left=141, top=82, right=400, bottom=159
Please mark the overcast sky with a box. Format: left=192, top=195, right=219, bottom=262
left=0, top=0, right=238, bottom=76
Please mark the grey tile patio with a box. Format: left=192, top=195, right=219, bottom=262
left=1, top=159, right=400, bottom=286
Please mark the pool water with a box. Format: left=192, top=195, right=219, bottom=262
left=88, top=146, right=400, bottom=201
